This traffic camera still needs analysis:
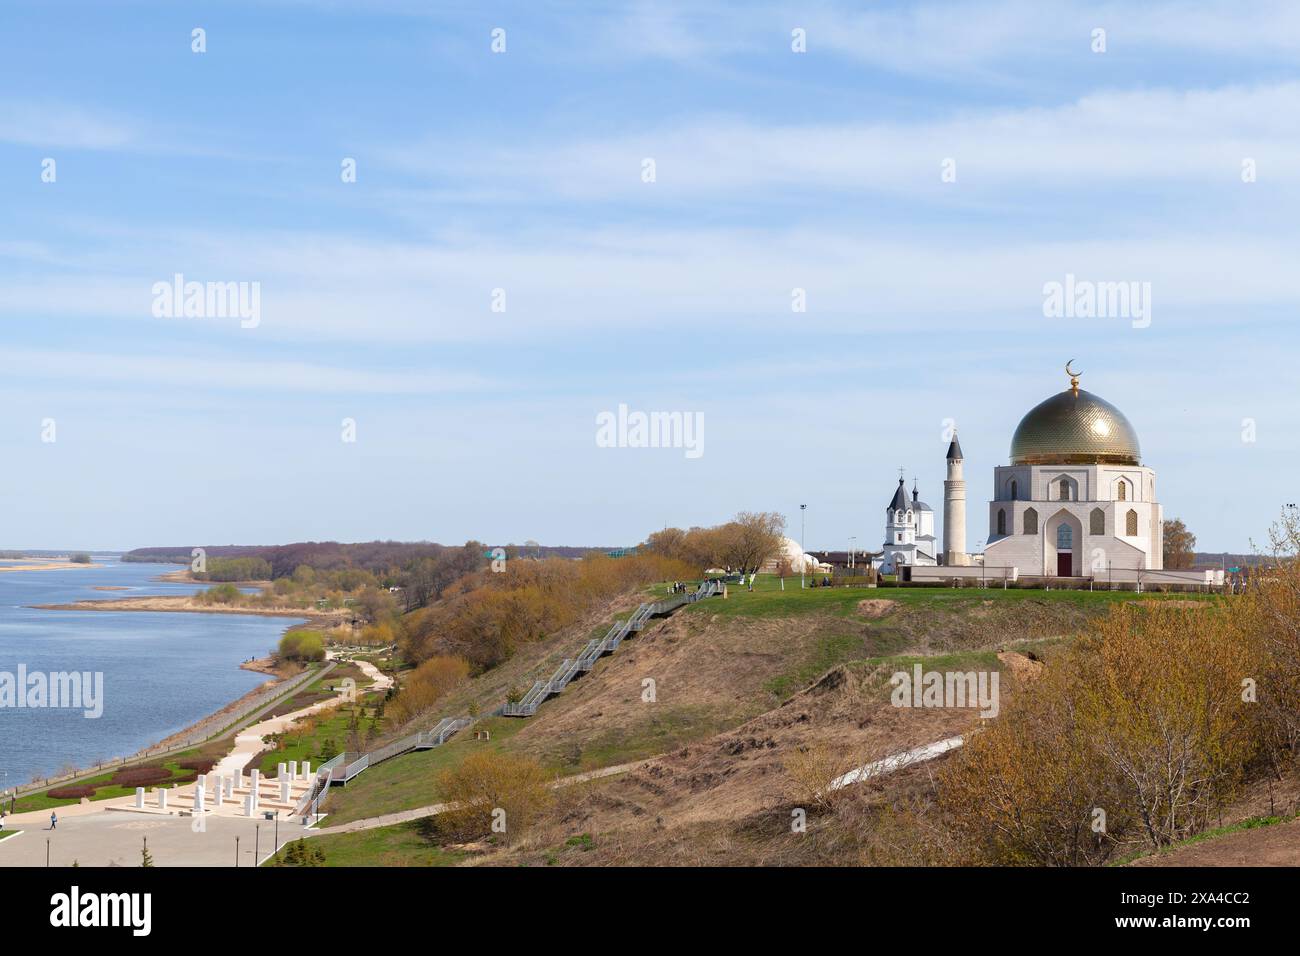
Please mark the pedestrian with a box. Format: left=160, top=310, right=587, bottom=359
left=50, top=810, right=57, bottom=830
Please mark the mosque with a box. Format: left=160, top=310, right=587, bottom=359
left=880, top=364, right=1206, bottom=586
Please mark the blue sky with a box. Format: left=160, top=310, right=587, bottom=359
left=1, top=0, right=1297, bottom=553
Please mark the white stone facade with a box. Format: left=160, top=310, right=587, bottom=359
left=881, top=480, right=938, bottom=575
left=982, top=463, right=1163, bottom=576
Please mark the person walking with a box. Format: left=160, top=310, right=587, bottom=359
left=50, top=810, right=57, bottom=830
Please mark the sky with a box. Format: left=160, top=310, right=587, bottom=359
left=1, top=0, right=1297, bottom=554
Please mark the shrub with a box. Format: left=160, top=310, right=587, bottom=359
left=48, top=785, right=97, bottom=800
left=389, top=656, right=471, bottom=725
left=941, top=601, right=1261, bottom=864
left=176, top=758, right=215, bottom=774
left=110, top=766, right=172, bottom=787
left=434, top=751, right=553, bottom=844
left=279, top=630, right=326, bottom=662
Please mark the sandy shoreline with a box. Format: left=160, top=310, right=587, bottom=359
left=0, top=560, right=104, bottom=573
left=33, top=595, right=347, bottom=620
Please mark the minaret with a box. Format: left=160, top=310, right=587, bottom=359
left=943, top=433, right=969, bottom=566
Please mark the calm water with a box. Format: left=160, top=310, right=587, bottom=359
left=0, top=559, right=302, bottom=786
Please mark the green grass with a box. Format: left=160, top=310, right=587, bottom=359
left=10, top=742, right=230, bottom=813
left=0, top=829, right=19, bottom=841
left=319, top=717, right=527, bottom=827
left=765, top=632, right=867, bottom=698
left=548, top=704, right=732, bottom=772
left=266, top=820, right=467, bottom=867
left=254, top=691, right=387, bottom=775
left=687, top=573, right=1216, bottom=620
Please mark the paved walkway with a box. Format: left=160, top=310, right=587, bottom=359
left=308, top=760, right=644, bottom=835
left=0, top=654, right=384, bottom=861
left=0, top=811, right=293, bottom=867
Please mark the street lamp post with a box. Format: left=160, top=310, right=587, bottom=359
left=849, top=536, right=856, bottom=571
left=800, top=504, right=807, bottom=589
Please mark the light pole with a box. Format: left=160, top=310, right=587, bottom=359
left=800, top=504, right=807, bottom=589
left=849, top=536, right=856, bottom=571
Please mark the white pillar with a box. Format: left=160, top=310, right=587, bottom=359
left=158, top=788, right=168, bottom=810
left=194, top=782, right=205, bottom=815
left=301, top=761, right=311, bottom=777
left=224, top=775, right=234, bottom=799
left=277, top=762, right=286, bottom=781
left=212, top=776, right=223, bottom=807
left=250, top=769, right=260, bottom=795
left=289, top=760, right=298, bottom=780
left=280, top=779, right=291, bottom=803
left=135, top=787, right=145, bottom=809
left=245, top=793, right=256, bottom=817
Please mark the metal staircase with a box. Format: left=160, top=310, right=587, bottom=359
left=502, top=580, right=719, bottom=717
left=295, top=580, right=722, bottom=820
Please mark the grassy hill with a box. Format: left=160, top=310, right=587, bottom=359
left=301, top=575, right=1215, bottom=864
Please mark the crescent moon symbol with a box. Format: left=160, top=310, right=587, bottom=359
left=1065, top=360, right=1080, bottom=377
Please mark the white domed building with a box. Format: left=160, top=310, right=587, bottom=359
left=762, top=536, right=831, bottom=575
left=982, top=369, right=1161, bottom=576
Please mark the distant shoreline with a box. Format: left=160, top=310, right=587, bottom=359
left=0, top=560, right=104, bottom=573
left=32, top=595, right=345, bottom=620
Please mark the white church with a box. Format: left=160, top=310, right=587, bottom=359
left=881, top=366, right=1212, bottom=587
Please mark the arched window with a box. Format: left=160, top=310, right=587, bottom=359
left=1024, top=508, right=1038, bottom=535
left=1057, top=523, right=1073, bottom=550
left=1126, top=509, right=1138, bottom=536
left=997, top=509, right=1006, bottom=535
left=1060, top=478, right=1071, bottom=501
left=1009, top=479, right=1017, bottom=501
left=1117, top=480, right=1127, bottom=501
left=1090, top=508, right=1105, bottom=535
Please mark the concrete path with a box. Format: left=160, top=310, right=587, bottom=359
left=208, top=652, right=383, bottom=780
left=308, top=760, right=645, bottom=836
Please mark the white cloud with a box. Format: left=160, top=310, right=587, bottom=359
left=0, top=347, right=495, bottom=395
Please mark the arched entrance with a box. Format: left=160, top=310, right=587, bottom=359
left=1044, top=510, right=1083, bottom=577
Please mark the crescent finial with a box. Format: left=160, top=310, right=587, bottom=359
left=1065, top=360, right=1080, bottom=394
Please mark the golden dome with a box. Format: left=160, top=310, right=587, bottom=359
left=1009, top=387, right=1141, bottom=466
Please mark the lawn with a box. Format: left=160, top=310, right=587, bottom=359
left=684, top=572, right=1218, bottom=620
left=267, top=819, right=468, bottom=867
left=9, top=739, right=231, bottom=813
left=318, top=717, right=527, bottom=827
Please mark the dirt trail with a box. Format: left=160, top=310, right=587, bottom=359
left=1129, top=817, right=1300, bottom=866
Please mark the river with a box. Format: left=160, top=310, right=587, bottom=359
left=0, top=559, right=301, bottom=787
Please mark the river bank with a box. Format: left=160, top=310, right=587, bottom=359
left=33, top=595, right=349, bottom=620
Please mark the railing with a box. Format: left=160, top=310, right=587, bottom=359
left=294, top=716, right=471, bottom=821
left=502, top=581, right=718, bottom=718
left=15, top=660, right=334, bottom=799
